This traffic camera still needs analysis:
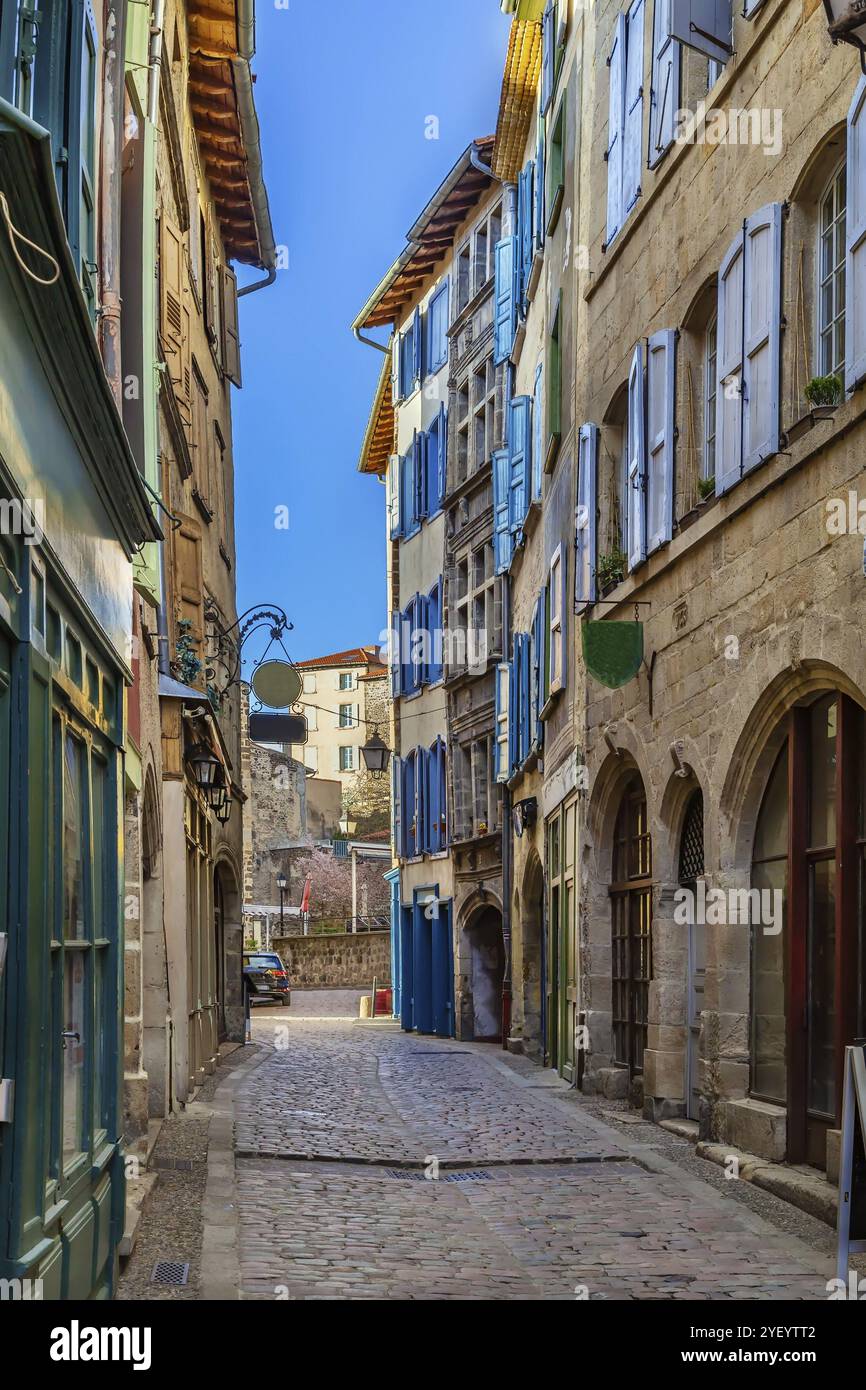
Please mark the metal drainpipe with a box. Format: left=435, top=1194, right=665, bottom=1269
left=147, top=0, right=165, bottom=126
left=238, top=265, right=276, bottom=298
left=501, top=566, right=513, bottom=1049
left=99, top=0, right=126, bottom=405
left=353, top=326, right=391, bottom=355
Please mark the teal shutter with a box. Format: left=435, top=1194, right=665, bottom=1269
left=541, top=0, right=555, bottom=114
left=508, top=394, right=531, bottom=532
left=493, top=448, right=512, bottom=573
left=494, top=236, right=518, bottom=364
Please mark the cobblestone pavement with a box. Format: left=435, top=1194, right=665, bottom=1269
left=231, top=1010, right=834, bottom=1301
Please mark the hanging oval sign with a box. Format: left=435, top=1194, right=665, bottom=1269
left=251, top=659, right=302, bottom=710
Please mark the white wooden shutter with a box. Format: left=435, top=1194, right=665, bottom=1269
left=669, top=0, right=732, bottom=64
left=627, top=343, right=647, bottom=570
left=742, top=203, right=782, bottom=477
left=847, top=77, right=866, bottom=394
left=576, top=423, right=598, bottom=610
left=220, top=266, right=242, bottom=387
left=495, top=663, right=510, bottom=782
left=606, top=13, right=626, bottom=247
left=623, top=0, right=645, bottom=217
left=549, top=545, right=564, bottom=692
left=649, top=0, right=679, bottom=169
left=646, top=328, right=675, bottom=553
left=306, top=705, right=317, bottom=732
left=715, top=226, right=745, bottom=497
left=392, top=332, right=401, bottom=405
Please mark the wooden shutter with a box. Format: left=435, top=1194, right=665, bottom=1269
left=508, top=395, right=531, bottom=532
left=623, top=0, right=645, bottom=216
left=606, top=13, right=626, bottom=246
left=715, top=225, right=745, bottom=496
left=669, top=0, right=732, bottom=64
left=742, top=203, right=782, bottom=476
left=576, top=423, right=598, bottom=610
left=495, top=663, right=510, bottom=782
left=388, top=454, right=401, bottom=539
left=533, top=364, right=544, bottom=501
left=646, top=329, right=675, bottom=553
left=392, top=332, right=401, bottom=405
left=848, top=78, right=866, bottom=394
left=436, top=403, right=447, bottom=508
left=535, top=117, right=546, bottom=251
left=413, top=430, right=426, bottom=521
left=649, top=0, right=680, bottom=168
left=519, top=162, right=534, bottom=301
left=220, top=265, right=242, bottom=387
left=172, top=515, right=204, bottom=687
left=509, top=642, right=519, bottom=775
left=160, top=215, right=184, bottom=389
left=494, top=236, right=518, bottom=364
left=493, top=447, right=512, bottom=574
left=428, top=743, right=440, bottom=854
left=541, top=0, right=555, bottom=114
left=412, top=306, right=423, bottom=385
left=438, top=740, right=448, bottom=845
left=390, top=609, right=401, bottom=698
left=627, top=343, right=647, bottom=570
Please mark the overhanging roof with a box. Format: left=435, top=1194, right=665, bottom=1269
left=357, top=355, right=394, bottom=477
left=491, top=15, right=543, bottom=184
left=187, top=0, right=276, bottom=269
left=352, top=136, right=495, bottom=332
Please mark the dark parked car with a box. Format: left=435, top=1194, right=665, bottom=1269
left=243, top=951, right=291, bottom=1006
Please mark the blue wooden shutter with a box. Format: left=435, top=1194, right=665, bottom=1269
left=427, top=578, right=442, bottom=683
left=401, top=451, right=415, bottom=534
left=627, top=343, right=647, bottom=570
left=392, top=754, right=403, bottom=858
left=847, top=78, right=866, bottom=393
left=520, top=633, right=531, bottom=767
left=414, top=430, right=426, bottom=521
left=623, top=0, right=645, bottom=216
left=649, top=0, right=680, bottom=169
left=646, top=329, right=675, bottom=553
left=493, top=448, right=512, bottom=573
left=388, top=454, right=401, bottom=539
left=533, top=365, right=544, bottom=502
left=428, top=744, right=440, bottom=854
left=392, top=333, right=401, bottom=405
left=390, top=609, right=401, bottom=698
left=519, top=162, right=534, bottom=303
left=438, top=739, right=447, bottom=847
left=403, top=753, right=415, bottom=857
left=576, top=423, right=598, bottom=610
left=669, top=0, right=732, bottom=64
left=742, top=203, right=781, bottom=476
left=508, top=395, right=531, bottom=532
left=494, top=236, right=518, bottom=364
left=715, top=225, right=745, bottom=497
left=436, top=403, right=447, bottom=508
left=416, top=746, right=427, bottom=854
left=535, top=118, right=546, bottom=252
left=541, top=0, right=555, bottom=114
left=531, top=596, right=544, bottom=751
left=606, top=13, right=627, bottom=246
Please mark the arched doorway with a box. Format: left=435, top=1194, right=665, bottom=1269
left=748, top=691, right=866, bottom=1167
left=464, top=906, right=504, bottom=1042
left=610, top=774, right=653, bottom=1079
left=520, top=853, right=545, bottom=1061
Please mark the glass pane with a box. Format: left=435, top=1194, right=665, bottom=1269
left=564, top=803, right=574, bottom=869
left=63, top=734, right=86, bottom=940
left=751, top=857, right=787, bottom=1103
left=91, top=754, right=107, bottom=936
left=93, top=948, right=105, bottom=1134
left=807, top=859, right=836, bottom=1117
left=753, top=745, right=788, bottom=861
left=63, top=950, right=87, bottom=1164
left=809, top=698, right=837, bottom=849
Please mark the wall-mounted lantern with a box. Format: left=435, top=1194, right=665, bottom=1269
left=360, top=730, right=391, bottom=775
left=824, top=0, right=866, bottom=71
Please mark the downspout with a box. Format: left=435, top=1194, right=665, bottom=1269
left=146, top=0, right=165, bottom=126
left=238, top=265, right=276, bottom=298
left=99, top=0, right=127, bottom=404
left=353, top=326, right=391, bottom=355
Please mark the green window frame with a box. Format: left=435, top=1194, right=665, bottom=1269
left=546, top=290, right=562, bottom=467
left=546, top=92, right=566, bottom=237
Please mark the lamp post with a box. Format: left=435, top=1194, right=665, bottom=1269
left=276, top=871, right=287, bottom=942
left=360, top=730, right=391, bottom=775
left=823, top=0, right=866, bottom=70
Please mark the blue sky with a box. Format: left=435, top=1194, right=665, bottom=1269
left=232, top=0, right=509, bottom=674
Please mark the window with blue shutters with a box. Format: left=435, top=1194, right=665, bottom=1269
left=494, top=236, right=518, bottom=364
left=508, top=651, right=519, bottom=777
left=606, top=1, right=644, bottom=249
left=414, top=745, right=427, bottom=855
left=646, top=329, right=675, bottom=553
left=627, top=344, right=647, bottom=570
left=428, top=737, right=447, bottom=853
left=388, top=453, right=401, bottom=539
left=427, top=279, right=450, bottom=374
left=392, top=754, right=403, bottom=858
left=390, top=609, right=401, bottom=699
left=669, top=0, right=733, bottom=65
left=403, top=752, right=416, bottom=857
left=424, top=405, right=447, bottom=516
left=576, top=423, right=598, bottom=611
left=399, top=321, right=416, bottom=399
left=493, top=448, right=512, bottom=574
left=649, top=0, right=680, bottom=169
left=412, top=305, right=423, bottom=385
left=413, top=430, right=427, bottom=524
left=510, top=633, right=533, bottom=773
left=400, top=451, right=417, bottom=538
left=508, top=394, right=531, bottom=535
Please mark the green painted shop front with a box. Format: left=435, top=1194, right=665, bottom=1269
left=0, top=100, right=158, bottom=1298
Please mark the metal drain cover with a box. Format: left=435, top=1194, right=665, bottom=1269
left=385, top=1169, right=493, bottom=1182
left=151, top=1260, right=189, bottom=1286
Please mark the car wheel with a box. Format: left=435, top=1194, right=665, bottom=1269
left=281, top=994, right=290, bottom=1006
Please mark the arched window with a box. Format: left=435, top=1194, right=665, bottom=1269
left=610, top=776, right=652, bottom=1075
left=818, top=161, right=846, bottom=379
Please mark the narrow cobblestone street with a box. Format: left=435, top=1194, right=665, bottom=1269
left=120, top=990, right=839, bottom=1302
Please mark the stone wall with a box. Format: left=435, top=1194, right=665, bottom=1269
left=272, top=930, right=392, bottom=990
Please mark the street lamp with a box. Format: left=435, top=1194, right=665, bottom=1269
left=189, top=743, right=220, bottom=795
left=360, top=730, right=391, bottom=775
left=339, top=813, right=357, bottom=836
left=276, top=871, right=287, bottom=936
left=824, top=0, right=866, bottom=70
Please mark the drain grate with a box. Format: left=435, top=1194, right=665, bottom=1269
left=151, top=1260, right=190, bottom=1286
left=384, top=1169, right=493, bottom=1182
